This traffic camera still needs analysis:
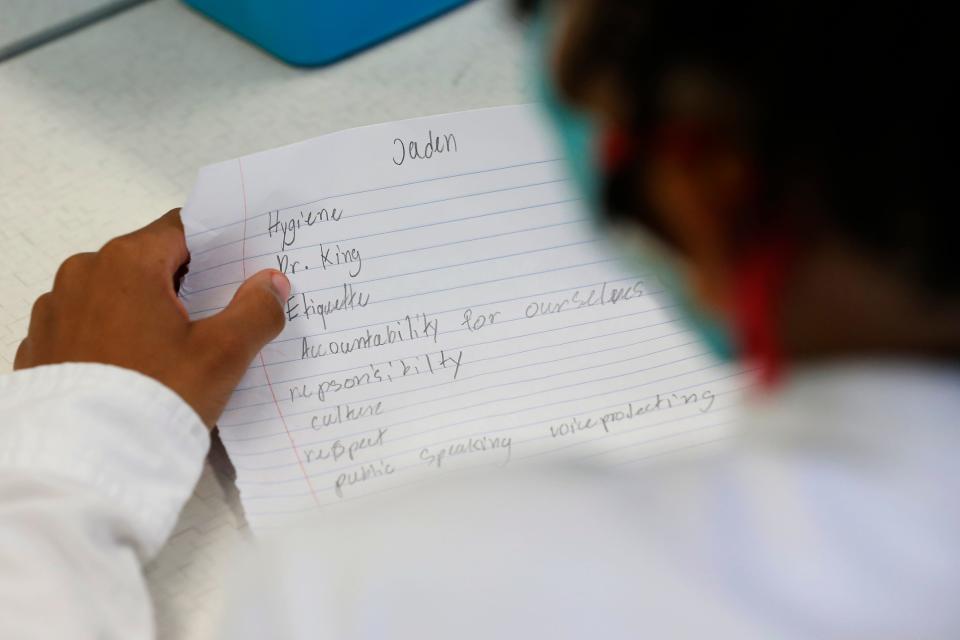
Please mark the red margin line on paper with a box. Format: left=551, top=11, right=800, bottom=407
left=237, top=158, right=321, bottom=507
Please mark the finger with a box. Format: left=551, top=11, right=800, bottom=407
left=52, top=252, right=95, bottom=292
left=27, top=292, right=53, bottom=335
left=192, top=269, right=290, bottom=368
left=139, top=208, right=190, bottom=275
left=107, top=208, right=189, bottom=278
left=13, top=339, right=30, bottom=370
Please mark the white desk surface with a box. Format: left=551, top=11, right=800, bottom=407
left=0, top=1, right=529, bottom=636
left=0, top=0, right=117, bottom=48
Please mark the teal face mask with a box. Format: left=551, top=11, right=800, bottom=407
left=528, top=12, right=736, bottom=361
left=529, top=14, right=601, bottom=207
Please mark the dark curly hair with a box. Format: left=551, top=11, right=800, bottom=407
left=517, top=0, right=957, bottom=298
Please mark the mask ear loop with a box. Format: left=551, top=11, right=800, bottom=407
left=732, top=231, right=798, bottom=387
left=646, top=121, right=795, bottom=385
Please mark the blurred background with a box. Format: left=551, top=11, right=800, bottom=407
left=0, top=0, right=526, bottom=636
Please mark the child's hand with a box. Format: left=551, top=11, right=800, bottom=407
left=13, top=209, right=289, bottom=428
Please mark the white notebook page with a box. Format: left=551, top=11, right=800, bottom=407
left=179, top=104, right=748, bottom=533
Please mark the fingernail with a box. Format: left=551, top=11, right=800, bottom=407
left=270, top=271, right=291, bottom=302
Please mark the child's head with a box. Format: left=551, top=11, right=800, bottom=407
left=522, top=0, right=958, bottom=366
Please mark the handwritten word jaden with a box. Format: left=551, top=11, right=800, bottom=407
left=393, top=129, right=458, bottom=166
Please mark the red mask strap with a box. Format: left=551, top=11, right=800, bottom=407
left=733, top=232, right=797, bottom=387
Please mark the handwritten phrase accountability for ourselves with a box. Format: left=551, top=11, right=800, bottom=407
left=179, top=105, right=746, bottom=533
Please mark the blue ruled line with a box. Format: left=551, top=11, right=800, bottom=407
left=186, top=157, right=563, bottom=240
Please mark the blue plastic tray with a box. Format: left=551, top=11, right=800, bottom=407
left=184, top=0, right=471, bottom=67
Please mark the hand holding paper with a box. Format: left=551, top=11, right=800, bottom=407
left=13, top=209, right=288, bottom=427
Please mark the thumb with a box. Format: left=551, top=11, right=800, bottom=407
left=196, top=269, right=290, bottom=366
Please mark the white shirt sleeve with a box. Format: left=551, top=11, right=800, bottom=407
left=0, top=363, right=209, bottom=640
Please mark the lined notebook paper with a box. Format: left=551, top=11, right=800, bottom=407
left=180, top=105, right=748, bottom=533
